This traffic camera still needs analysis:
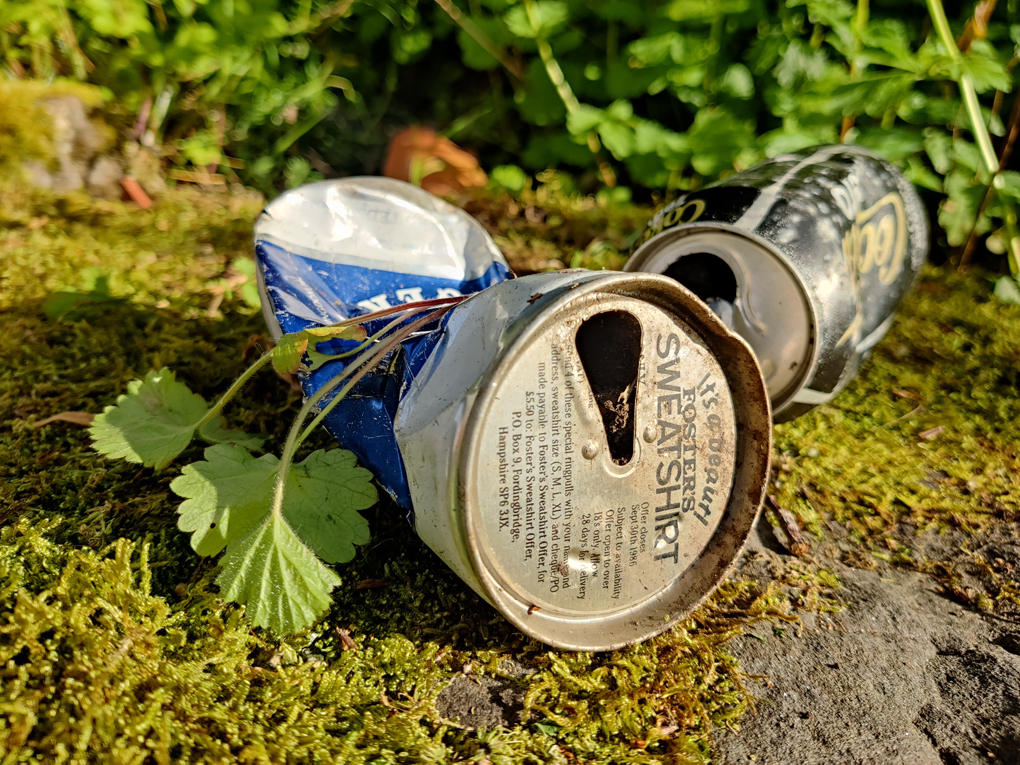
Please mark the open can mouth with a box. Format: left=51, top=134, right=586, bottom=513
left=443, top=272, right=771, bottom=651
left=625, top=226, right=818, bottom=419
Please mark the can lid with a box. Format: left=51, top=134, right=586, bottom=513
left=625, top=227, right=815, bottom=413
left=456, top=272, right=771, bottom=651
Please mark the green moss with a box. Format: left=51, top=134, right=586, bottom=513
left=0, top=80, right=107, bottom=175
left=772, top=269, right=1020, bottom=551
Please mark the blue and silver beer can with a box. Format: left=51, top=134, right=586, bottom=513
left=625, top=146, right=929, bottom=421
left=255, top=178, right=771, bottom=650
left=254, top=177, right=512, bottom=510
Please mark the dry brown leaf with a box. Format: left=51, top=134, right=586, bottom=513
left=32, top=411, right=95, bottom=428
left=383, top=126, right=487, bottom=197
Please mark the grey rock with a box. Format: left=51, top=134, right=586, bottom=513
left=87, top=155, right=124, bottom=200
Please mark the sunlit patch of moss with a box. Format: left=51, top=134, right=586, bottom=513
left=0, top=515, right=798, bottom=763
left=0, top=80, right=106, bottom=175
left=772, top=267, right=1020, bottom=548
left=0, top=184, right=264, bottom=315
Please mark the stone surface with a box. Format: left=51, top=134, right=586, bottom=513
left=436, top=674, right=525, bottom=729
left=712, top=523, right=1020, bottom=764
left=86, top=155, right=124, bottom=200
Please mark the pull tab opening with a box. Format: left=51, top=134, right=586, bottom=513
left=664, top=253, right=738, bottom=327
left=575, top=310, right=641, bottom=465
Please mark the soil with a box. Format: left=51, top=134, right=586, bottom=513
left=713, top=521, right=1020, bottom=765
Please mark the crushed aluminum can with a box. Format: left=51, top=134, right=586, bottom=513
left=624, top=145, right=929, bottom=422
left=393, top=269, right=771, bottom=651
left=253, top=177, right=512, bottom=509
left=255, top=178, right=772, bottom=651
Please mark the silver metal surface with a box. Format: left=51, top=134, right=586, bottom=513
left=394, top=270, right=771, bottom=651
left=624, top=146, right=929, bottom=422
left=625, top=227, right=814, bottom=409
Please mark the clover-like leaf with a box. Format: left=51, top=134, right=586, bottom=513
left=172, top=444, right=377, bottom=634
left=90, top=369, right=263, bottom=470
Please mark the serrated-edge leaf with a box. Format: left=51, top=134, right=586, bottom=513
left=89, top=369, right=208, bottom=469
left=217, top=513, right=342, bottom=634
left=283, top=449, right=376, bottom=563
left=173, top=444, right=279, bottom=556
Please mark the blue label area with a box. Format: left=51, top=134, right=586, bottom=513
left=256, top=239, right=511, bottom=510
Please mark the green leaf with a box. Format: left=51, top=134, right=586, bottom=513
left=303, top=324, right=367, bottom=340
left=218, top=513, right=343, bottom=634
left=854, top=127, right=924, bottom=162
left=172, top=445, right=377, bottom=633
left=688, top=107, right=755, bottom=176
left=939, top=170, right=987, bottom=247
left=90, top=369, right=210, bottom=470
left=272, top=333, right=309, bottom=374
left=627, top=33, right=684, bottom=66
left=718, top=64, right=754, bottom=99
left=957, top=41, right=1011, bottom=94
left=665, top=0, right=749, bottom=22
left=490, top=164, right=528, bottom=193
left=598, top=121, right=635, bottom=159
left=279, top=448, right=376, bottom=563
left=173, top=445, right=279, bottom=556
left=994, top=171, right=1020, bottom=202
left=273, top=324, right=367, bottom=374
left=994, top=276, right=1020, bottom=305
left=903, top=157, right=942, bottom=193
left=91, top=369, right=262, bottom=470
left=504, top=1, right=568, bottom=39
left=565, top=104, right=604, bottom=135
left=923, top=128, right=952, bottom=175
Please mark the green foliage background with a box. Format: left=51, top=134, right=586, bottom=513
left=5, top=0, right=1020, bottom=269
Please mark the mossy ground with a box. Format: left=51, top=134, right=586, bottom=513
left=1, top=175, right=1018, bottom=763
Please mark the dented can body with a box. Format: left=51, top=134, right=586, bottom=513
left=255, top=178, right=772, bottom=650
left=254, top=177, right=512, bottom=509
left=394, top=270, right=771, bottom=650
left=624, top=145, right=929, bottom=421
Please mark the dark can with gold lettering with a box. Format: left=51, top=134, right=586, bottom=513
left=624, top=146, right=929, bottom=421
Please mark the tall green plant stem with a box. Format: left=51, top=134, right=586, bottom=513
left=524, top=0, right=615, bottom=185
left=298, top=306, right=455, bottom=443
left=928, top=0, right=1020, bottom=270
left=433, top=0, right=523, bottom=80
left=926, top=0, right=997, bottom=174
